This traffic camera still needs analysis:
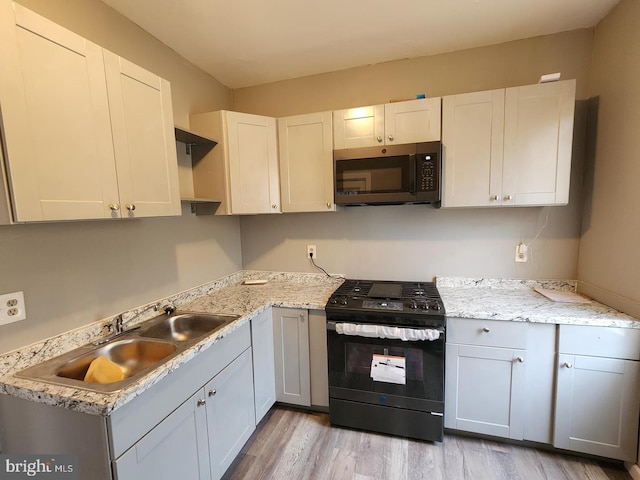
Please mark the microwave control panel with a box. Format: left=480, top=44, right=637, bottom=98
left=418, top=153, right=438, bottom=192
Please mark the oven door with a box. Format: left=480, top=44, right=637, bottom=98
left=326, top=321, right=444, bottom=412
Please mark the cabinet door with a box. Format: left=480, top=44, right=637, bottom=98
left=251, top=309, right=276, bottom=423
left=206, top=348, right=256, bottom=480
left=442, top=90, right=505, bottom=207
left=272, top=307, right=311, bottom=406
left=332, top=105, right=384, bottom=149
left=114, top=390, right=210, bottom=480
left=503, top=80, right=576, bottom=206
left=225, top=111, right=280, bottom=214
left=554, top=354, right=640, bottom=461
left=0, top=2, right=119, bottom=221
left=104, top=51, right=181, bottom=218
left=445, top=344, right=525, bottom=439
left=384, top=98, right=441, bottom=144
left=278, top=112, right=335, bottom=212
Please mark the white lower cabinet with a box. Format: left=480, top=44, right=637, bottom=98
left=553, top=325, right=640, bottom=461
left=251, top=309, right=277, bottom=423
left=272, top=307, right=311, bottom=406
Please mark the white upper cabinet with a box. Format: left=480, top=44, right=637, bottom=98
left=0, top=1, right=180, bottom=222
left=190, top=111, right=280, bottom=215
left=442, top=89, right=505, bottom=207
left=442, top=80, right=576, bottom=208
left=278, top=112, right=334, bottom=212
left=503, top=80, right=576, bottom=206
left=104, top=51, right=181, bottom=218
left=333, top=98, right=441, bottom=149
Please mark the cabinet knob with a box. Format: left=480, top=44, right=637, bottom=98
left=388, top=134, right=394, bottom=142
left=481, top=327, right=490, bottom=333
left=515, top=356, right=524, bottom=363
left=376, top=136, right=383, bottom=143
left=490, top=195, right=499, bottom=201
left=197, top=399, right=206, bottom=406
left=504, top=195, right=513, bottom=201
left=126, top=204, right=136, bottom=211
left=109, top=203, right=120, bottom=211
left=327, top=203, right=332, bottom=209
left=564, top=362, right=573, bottom=369
left=272, top=204, right=278, bottom=209
left=208, top=389, right=216, bottom=397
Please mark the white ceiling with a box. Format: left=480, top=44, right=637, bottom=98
left=100, top=0, right=620, bottom=89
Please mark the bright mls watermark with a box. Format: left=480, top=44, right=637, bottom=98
left=0, top=455, right=78, bottom=479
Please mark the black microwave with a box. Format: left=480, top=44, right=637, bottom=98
left=333, top=141, right=441, bottom=206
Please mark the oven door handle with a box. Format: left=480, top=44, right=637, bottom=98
left=327, top=321, right=444, bottom=340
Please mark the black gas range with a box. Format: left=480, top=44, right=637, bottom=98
left=326, top=279, right=445, bottom=328
left=325, top=279, right=446, bottom=442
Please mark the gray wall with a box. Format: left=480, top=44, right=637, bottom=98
left=0, top=0, right=240, bottom=354
left=577, top=0, right=640, bottom=318
left=238, top=31, right=592, bottom=283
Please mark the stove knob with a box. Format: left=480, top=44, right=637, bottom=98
left=340, top=298, right=348, bottom=306
left=330, top=298, right=338, bottom=304
left=420, top=303, right=428, bottom=310
left=409, top=301, right=418, bottom=310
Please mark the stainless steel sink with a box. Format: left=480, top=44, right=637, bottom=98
left=57, top=338, right=177, bottom=382
left=15, top=310, right=238, bottom=393
left=138, top=313, right=237, bottom=342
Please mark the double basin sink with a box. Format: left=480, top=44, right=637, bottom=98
left=16, top=311, right=239, bottom=393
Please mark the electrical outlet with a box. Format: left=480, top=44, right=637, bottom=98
left=307, top=244, right=317, bottom=259
left=515, top=243, right=528, bottom=263
left=0, top=291, right=26, bottom=325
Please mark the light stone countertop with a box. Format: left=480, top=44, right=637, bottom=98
left=436, top=277, right=640, bottom=328
left=0, top=271, right=343, bottom=416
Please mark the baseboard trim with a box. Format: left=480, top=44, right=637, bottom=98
left=625, top=462, right=640, bottom=480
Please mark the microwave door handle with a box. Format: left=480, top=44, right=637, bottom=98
left=409, top=154, right=417, bottom=194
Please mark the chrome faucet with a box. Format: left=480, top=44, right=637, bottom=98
left=94, top=302, right=175, bottom=345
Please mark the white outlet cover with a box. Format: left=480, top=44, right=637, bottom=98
left=0, top=291, right=26, bottom=325
left=515, top=244, right=528, bottom=263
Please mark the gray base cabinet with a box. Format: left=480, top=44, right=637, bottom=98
left=445, top=318, right=556, bottom=443
left=553, top=325, right=640, bottom=461
left=206, top=348, right=256, bottom=479
left=272, top=307, right=311, bottom=406
left=114, top=391, right=210, bottom=480
left=251, top=308, right=277, bottom=422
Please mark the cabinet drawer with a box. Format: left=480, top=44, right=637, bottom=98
left=558, top=325, right=640, bottom=360
left=447, top=318, right=527, bottom=349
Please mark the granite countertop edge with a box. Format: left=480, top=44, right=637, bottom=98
left=0, top=271, right=343, bottom=416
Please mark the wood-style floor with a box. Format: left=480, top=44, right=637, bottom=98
left=223, top=407, right=633, bottom=480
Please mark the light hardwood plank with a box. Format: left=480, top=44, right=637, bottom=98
left=223, top=408, right=633, bottom=480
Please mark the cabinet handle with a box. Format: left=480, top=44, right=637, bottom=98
left=504, top=195, right=513, bottom=201
left=109, top=203, right=120, bottom=211
left=197, top=399, right=206, bottom=406
left=564, top=362, right=573, bottom=369
left=515, top=356, right=524, bottom=363
left=481, top=327, right=490, bottom=333
left=300, top=314, right=305, bottom=322
left=376, top=136, right=383, bottom=143
left=388, top=134, right=394, bottom=142
left=490, top=195, right=499, bottom=201
left=126, top=204, right=136, bottom=211
left=208, top=389, right=216, bottom=397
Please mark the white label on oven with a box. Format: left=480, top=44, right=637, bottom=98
left=370, top=354, right=406, bottom=385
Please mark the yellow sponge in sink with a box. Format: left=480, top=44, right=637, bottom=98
left=84, top=356, right=124, bottom=384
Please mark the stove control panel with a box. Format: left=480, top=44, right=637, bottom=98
left=362, top=300, right=404, bottom=311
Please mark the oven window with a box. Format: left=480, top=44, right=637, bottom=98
left=327, top=332, right=444, bottom=402
left=335, top=156, right=410, bottom=195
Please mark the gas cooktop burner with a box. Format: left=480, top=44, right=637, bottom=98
left=326, top=279, right=445, bottom=323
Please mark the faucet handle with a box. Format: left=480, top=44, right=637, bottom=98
left=164, top=304, right=176, bottom=315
